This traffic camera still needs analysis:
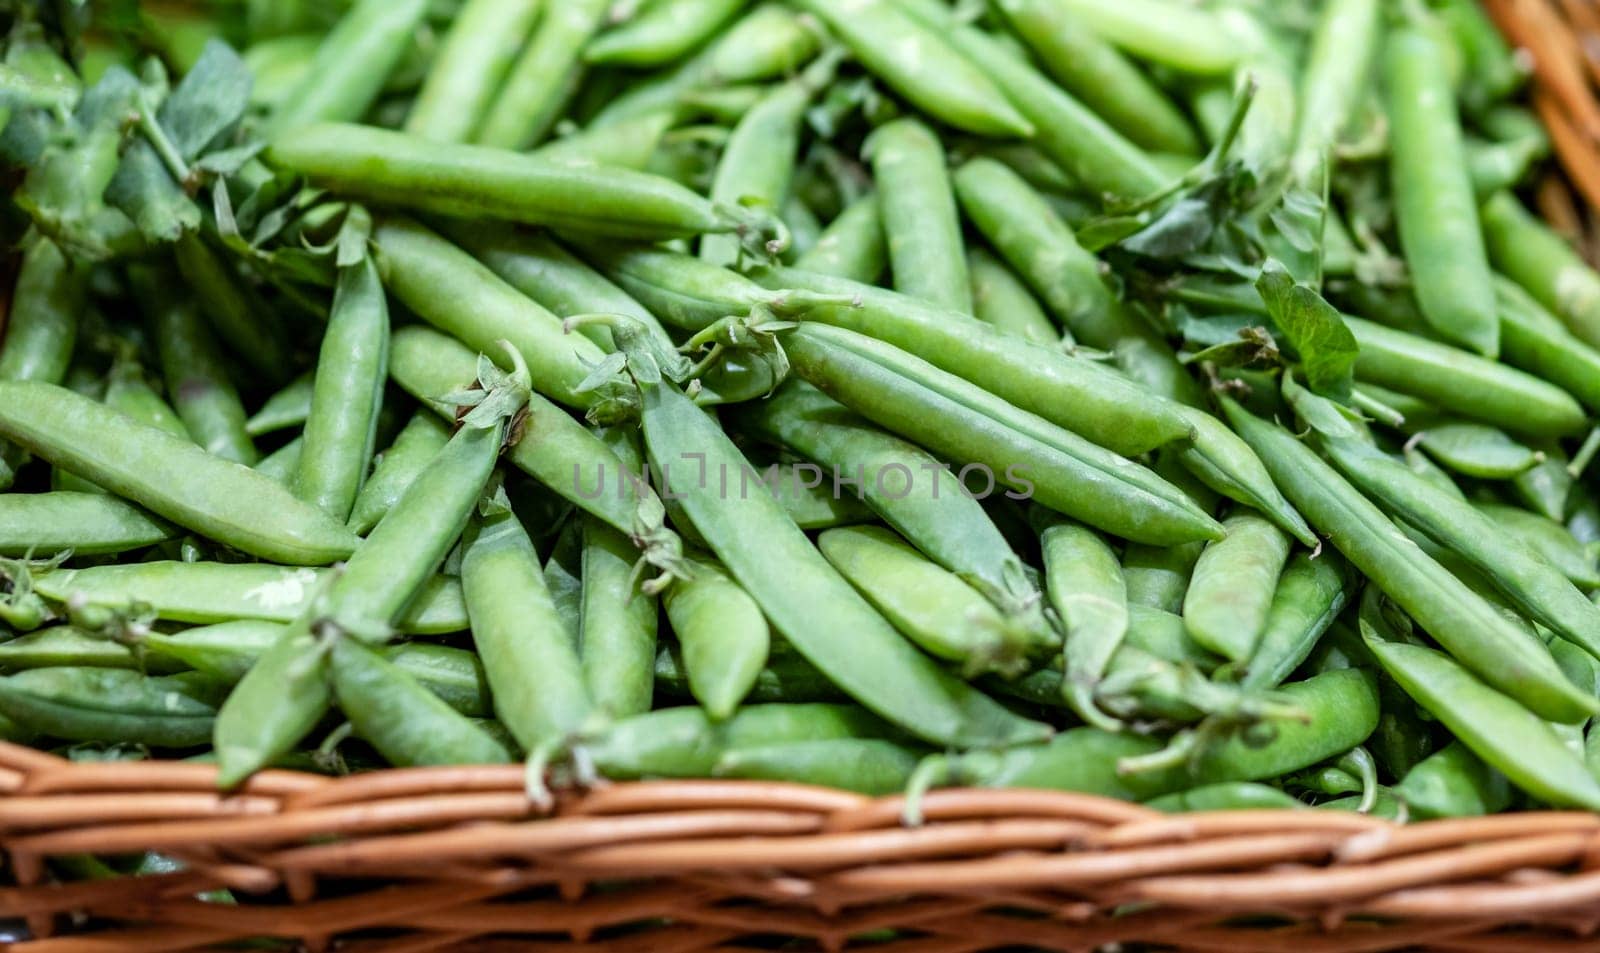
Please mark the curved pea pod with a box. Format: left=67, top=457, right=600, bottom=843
left=1146, top=783, right=1304, bottom=813
left=331, top=639, right=514, bottom=766
left=791, top=0, right=1030, bottom=138
left=663, top=557, right=770, bottom=721
left=1364, top=627, right=1600, bottom=810
left=1291, top=0, right=1381, bottom=186
left=1, top=236, right=83, bottom=385
left=0, top=491, right=174, bottom=556
left=969, top=248, right=1057, bottom=346
left=919, top=728, right=1178, bottom=801
left=1181, top=669, right=1380, bottom=785
left=1041, top=520, right=1126, bottom=729
left=1394, top=741, right=1512, bottom=819
left=1347, top=316, right=1586, bottom=437
left=639, top=380, right=1050, bottom=748
left=34, top=562, right=467, bottom=634
left=0, top=626, right=165, bottom=670
left=1183, top=514, right=1292, bottom=662
left=819, top=525, right=1037, bottom=678
left=655, top=642, right=845, bottom=705
left=402, top=0, right=540, bottom=143
left=172, top=232, right=292, bottom=384
left=246, top=372, right=314, bottom=438
left=868, top=118, right=969, bottom=312
left=586, top=0, right=746, bottom=67
left=265, top=0, right=430, bottom=135
left=376, top=218, right=606, bottom=408
left=579, top=517, right=658, bottom=719
left=1496, top=277, right=1600, bottom=416
left=795, top=194, right=886, bottom=285
left=349, top=411, right=450, bottom=535
left=1242, top=551, right=1355, bottom=690
left=1224, top=399, right=1597, bottom=724
left=295, top=253, right=389, bottom=522
left=589, top=703, right=894, bottom=779
left=1414, top=423, right=1542, bottom=479
left=0, top=382, right=357, bottom=565
left=474, top=0, right=611, bottom=149
left=0, top=667, right=219, bottom=747
left=1476, top=503, right=1600, bottom=589
left=715, top=738, right=925, bottom=796
left=1175, top=413, right=1317, bottom=548
left=462, top=505, right=595, bottom=753
left=1482, top=190, right=1600, bottom=350
left=783, top=324, right=1223, bottom=547
left=1324, top=439, right=1600, bottom=662
left=1123, top=541, right=1203, bottom=614
left=272, top=123, right=760, bottom=241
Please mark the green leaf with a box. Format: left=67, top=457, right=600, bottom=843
left=158, top=39, right=253, bottom=161
left=1182, top=326, right=1280, bottom=369
left=1254, top=259, right=1358, bottom=401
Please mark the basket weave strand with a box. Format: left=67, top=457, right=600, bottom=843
left=6, top=743, right=1600, bottom=951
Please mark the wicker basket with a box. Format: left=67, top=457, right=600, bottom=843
left=7, top=741, right=1600, bottom=952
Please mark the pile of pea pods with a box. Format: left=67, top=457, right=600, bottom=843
left=2, top=0, right=1600, bottom=820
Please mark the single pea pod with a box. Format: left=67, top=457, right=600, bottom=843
left=271, top=123, right=772, bottom=242
left=1290, top=0, right=1382, bottom=185
left=655, top=642, right=845, bottom=705
left=1477, top=503, right=1600, bottom=589
left=968, top=247, right=1057, bottom=346
left=1323, top=438, right=1600, bottom=663
left=1393, top=740, right=1512, bottom=819
left=0, top=381, right=357, bottom=564
left=1183, top=513, right=1292, bottom=663
left=794, top=194, right=886, bottom=285
left=783, top=323, right=1224, bottom=546
left=474, top=0, right=611, bottom=149
left=246, top=372, right=313, bottom=438
left=1223, top=399, right=1596, bottom=724
left=1482, top=190, right=1600, bottom=350
left=0, top=626, right=174, bottom=671
left=589, top=703, right=893, bottom=779
left=33, top=562, right=467, bottom=634
left=1363, top=625, right=1600, bottom=811
left=663, top=557, right=770, bottom=721
left=868, top=118, right=970, bottom=312
left=1146, top=783, right=1304, bottom=812
left=1496, top=277, right=1600, bottom=415
left=264, top=0, right=430, bottom=135
left=586, top=0, right=747, bottom=67
left=330, top=638, right=514, bottom=765
left=820, top=525, right=1038, bottom=678
left=1041, top=519, right=1127, bottom=730
left=402, top=0, right=541, bottom=143
left=0, top=235, right=83, bottom=385
left=915, top=728, right=1179, bottom=802
left=790, top=0, right=1031, bottom=138
left=1414, top=423, right=1542, bottom=479
left=714, top=738, right=925, bottom=796
left=579, top=516, right=659, bottom=720
left=348, top=411, right=450, bottom=535
left=1241, top=551, right=1355, bottom=690
left=639, top=380, right=1050, bottom=748
left=462, top=504, right=595, bottom=753
left=0, top=491, right=174, bottom=556
left=0, top=667, right=219, bottom=748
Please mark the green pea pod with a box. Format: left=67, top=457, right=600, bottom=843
left=993, top=0, right=1198, bottom=155
left=920, top=728, right=1178, bottom=801
left=820, top=525, right=1036, bottom=678
left=403, top=0, right=540, bottom=143
left=1146, top=782, right=1304, bottom=813
left=246, top=372, right=314, bottom=438
left=1476, top=503, right=1600, bottom=589
left=655, top=642, right=844, bottom=705
left=376, top=643, right=491, bottom=719
left=331, top=639, right=514, bottom=765
left=1242, top=551, right=1355, bottom=690
left=474, top=0, right=611, bottom=149
left=1180, top=669, right=1380, bottom=784
left=349, top=411, right=450, bottom=535
left=295, top=252, right=389, bottom=522
left=587, top=0, right=746, bottom=67
left=763, top=465, right=876, bottom=529
left=1496, top=276, right=1600, bottom=415
left=579, top=516, right=659, bottom=719
left=1291, top=0, right=1381, bottom=186
left=794, top=194, right=886, bottom=284
left=1041, top=520, right=1127, bottom=729
left=1482, top=191, right=1600, bottom=350
left=273, top=124, right=763, bottom=241
left=783, top=324, right=1223, bottom=546
left=0, top=626, right=159, bottom=670
left=134, top=267, right=257, bottom=466
left=0, top=667, right=218, bottom=747
left=532, top=111, right=676, bottom=171
left=734, top=382, right=1042, bottom=636
left=968, top=247, right=1057, bottom=346
left=172, top=232, right=292, bottom=384
left=1183, top=514, right=1292, bottom=662
left=790, top=0, right=1030, bottom=139
left=462, top=504, right=595, bottom=753
left=663, top=557, right=770, bottom=721
left=376, top=218, right=606, bottom=408
left=265, top=0, right=430, bottom=135
left=639, top=380, right=1050, bottom=748
left=0, top=491, right=174, bottom=556
left=1224, top=400, right=1596, bottom=724
left=0, top=381, right=356, bottom=564
left=1394, top=740, right=1512, bottom=819
left=868, top=118, right=970, bottom=312
left=1364, top=627, right=1600, bottom=810
left=1, top=236, right=83, bottom=385
left=1123, top=541, right=1203, bottom=614
left=1124, top=605, right=1221, bottom=672
left=1416, top=423, right=1541, bottom=479
left=590, top=703, right=893, bottom=779
left=253, top=438, right=303, bottom=485
left=1511, top=443, right=1574, bottom=522
left=1347, top=316, right=1586, bottom=438
left=715, top=738, right=924, bottom=795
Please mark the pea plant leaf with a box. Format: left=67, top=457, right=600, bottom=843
left=1254, top=258, right=1358, bottom=401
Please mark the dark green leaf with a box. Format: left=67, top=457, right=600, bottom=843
left=157, top=39, right=252, bottom=161
left=1254, top=259, right=1358, bottom=400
